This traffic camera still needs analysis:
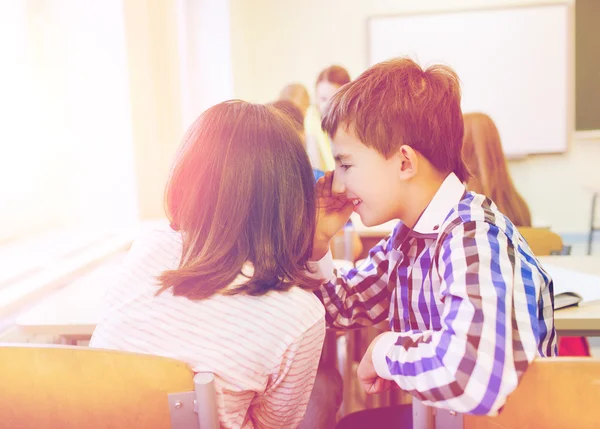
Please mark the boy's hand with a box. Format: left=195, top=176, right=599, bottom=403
left=311, top=171, right=354, bottom=260
left=357, top=335, right=393, bottom=395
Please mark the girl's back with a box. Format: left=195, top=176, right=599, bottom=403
left=91, top=222, right=325, bottom=428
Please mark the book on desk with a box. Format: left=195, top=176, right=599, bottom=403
left=543, top=264, right=600, bottom=310
left=553, top=291, right=583, bottom=310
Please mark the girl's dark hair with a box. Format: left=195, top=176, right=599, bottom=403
left=158, top=100, right=319, bottom=299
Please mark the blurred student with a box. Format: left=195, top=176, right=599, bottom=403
left=462, top=112, right=532, bottom=226
left=305, top=65, right=351, bottom=171
left=91, top=101, right=326, bottom=429
left=280, top=83, right=311, bottom=116
left=271, top=99, right=323, bottom=182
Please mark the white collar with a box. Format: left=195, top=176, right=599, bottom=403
left=412, top=173, right=465, bottom=234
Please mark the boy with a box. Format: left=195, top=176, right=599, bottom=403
left=310, top=58, right=556, bottom=423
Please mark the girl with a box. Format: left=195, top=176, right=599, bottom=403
left=305, top=65, right=351, bottom=172
left=462, top=112, right=532, bottom=226
left=91, top=101, right=326, bottom=428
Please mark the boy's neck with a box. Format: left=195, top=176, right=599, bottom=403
left=399, top=170, right=448, bottom=229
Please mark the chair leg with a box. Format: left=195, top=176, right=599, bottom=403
left=194, top=373, right=219, bottom=429
left=336, top=333, right=353, bottom=418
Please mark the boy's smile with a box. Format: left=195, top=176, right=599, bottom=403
left=331, top=127, right=405, bottom=227
left=351, top=198, right=363, bottom=212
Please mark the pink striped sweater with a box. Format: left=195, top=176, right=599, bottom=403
left=90, top=222, right=325, bottom=428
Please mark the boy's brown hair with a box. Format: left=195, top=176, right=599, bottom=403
left=322, top=57, right=469, bottom=182
left=159, top=100, right=319, bottom=299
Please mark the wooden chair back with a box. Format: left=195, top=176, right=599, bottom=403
left=0, top=344, right=218, bottom=429
left=414, top=358, right=600, bottom=429
left=465, top=357, right=600, bottom=429
left=518, top=227, right=564, bottom=256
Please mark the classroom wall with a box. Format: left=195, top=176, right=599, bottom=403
left=123, top=0, right=234, bottom=221
left=1, top=0, right=232, bottom=242
left=230, top=0, right=600, bottom=235
left=121, top=0, right=183, bottom=221
left=509, top=136, right=600, bottom=234
left=0, top=0, right=139, bottom=242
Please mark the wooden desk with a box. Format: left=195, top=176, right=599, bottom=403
left=539, top=255, right=600, bottom=337
left=16, top=258, right=355, bottom=344
left=16, top=254, right=600, bottom=345
left=16, top=255, right=124, bottom=344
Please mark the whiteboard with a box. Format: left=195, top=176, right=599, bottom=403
left=368, top=4, right=571, bottom=156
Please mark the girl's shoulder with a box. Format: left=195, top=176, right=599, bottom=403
left=123, top=221, right=182, bottom=271
left=225, top=286, right=325, bottom=336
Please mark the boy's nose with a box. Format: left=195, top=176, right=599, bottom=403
left=331, top=171, right=346, bottom=195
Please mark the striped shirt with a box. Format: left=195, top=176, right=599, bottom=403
left=90, top=222, right=325, bottom=429
left=315, top=173, right=556, bottom=415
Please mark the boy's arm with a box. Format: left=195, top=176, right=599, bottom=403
left=312, top=236, right=395, bottom=330
left=367, top=221, right=541, bottom=415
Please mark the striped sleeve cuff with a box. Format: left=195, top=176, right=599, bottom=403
left=372, top=332, right=400, bottom=380
left=307, top=250, right=335, bottom=282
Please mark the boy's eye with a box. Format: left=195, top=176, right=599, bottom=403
left=340, top=164, right=351, bottom=171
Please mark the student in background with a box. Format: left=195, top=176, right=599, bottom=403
left=91, top=101, right=327, bottom=429
left=305, top=65, right=351, bottom=171
left=271, top=99, right=324, bottom=182
left=270, top=100, right=306, bottom=138
left=310, top=58, right=556, bottom=427
left=270, top=99, right=363, bottom=261
left=279, top=83, right=311, bottom=116
left=463, top=112, right=590, bottom=357
left=462, top=112, right=532, bottom=227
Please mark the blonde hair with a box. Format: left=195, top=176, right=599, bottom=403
left=462, top=112, right=532, bottom=227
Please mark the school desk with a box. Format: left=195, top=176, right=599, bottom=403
left=15, top=259, right=356, bottom=345
left=16, top=254, right=600, bottom=345
left=539, top=255, right=600, bottom=337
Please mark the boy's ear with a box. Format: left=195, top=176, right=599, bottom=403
left=397, top=145, right=418, bottom=180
